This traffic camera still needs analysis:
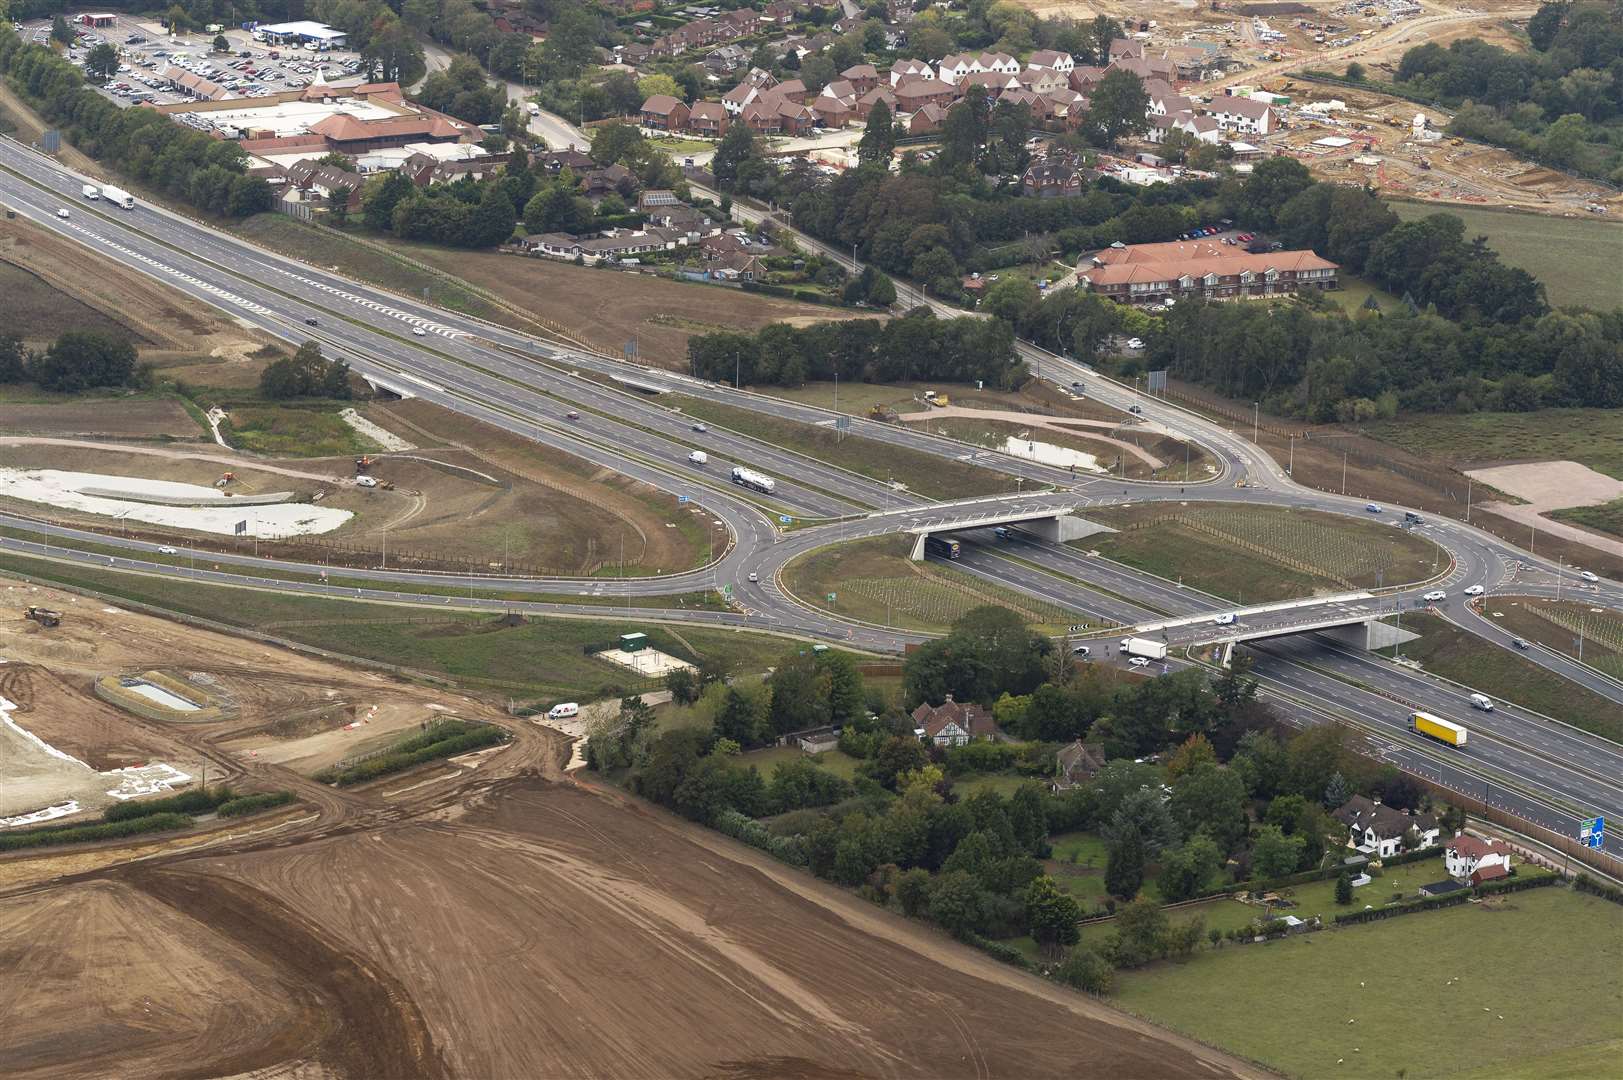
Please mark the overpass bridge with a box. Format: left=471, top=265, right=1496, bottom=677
left=1126, top=592, right=1422, bottom=665
left=903, top=503, right=1111, bottom=559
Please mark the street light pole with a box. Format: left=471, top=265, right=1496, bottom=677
left=1252, top=401, right=1259, bottom=444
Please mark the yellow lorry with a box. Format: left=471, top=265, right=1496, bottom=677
left=1412, top=711, right=1467, bottom=747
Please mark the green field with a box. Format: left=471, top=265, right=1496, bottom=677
left=1080, top=503, right=1446, bottom=603
left=1105, top=885, right=1623, bottom=1080
left=1484, top=598, right=1623, bottom=685
left=223, top=406, right=378, bottom=457
left=918, top=414, right=1214, bottom=483
left=667, top=395, right=1018, bottom=502
left=784, top=535, right=1089, bottom=633
left=1361, top=408, right=1623, bottom=480
left=1394, top=611, right=1623, bottom=740
left=1324, top=271, right=1402, bottom=317
left=0, top=550, right=832, bottom=700
left=1388, top=201, right=1623, bottom=311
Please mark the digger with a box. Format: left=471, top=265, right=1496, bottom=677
left=24, top=606, right=62, bottom=628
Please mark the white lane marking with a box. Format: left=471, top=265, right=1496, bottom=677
left=273, top=267, right=467, bottom=338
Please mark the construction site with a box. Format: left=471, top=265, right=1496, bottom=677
left=0, top=582, right=1258, bottom=1080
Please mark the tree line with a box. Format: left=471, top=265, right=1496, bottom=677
left=0, top=27, right=275, bottom=218
left=686, top=308, right=1020, bottom=389
left=0, top=331, right=139, bottom=392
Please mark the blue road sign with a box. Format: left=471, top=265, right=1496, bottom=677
left=1580, top=817, right=1605, bottom=849
left=779, top=515, right=792, bottom=524
left=678, top=495, right=688, bottom=504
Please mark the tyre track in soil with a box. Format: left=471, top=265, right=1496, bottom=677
left=118, top=865, right=446, bottom=1080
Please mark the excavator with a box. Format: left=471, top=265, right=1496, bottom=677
left=355, top=455, right=376, bottom=474
left=25, top=606, right=62, bottom=628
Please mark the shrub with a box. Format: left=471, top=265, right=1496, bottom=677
left=1056, top=947, right=1114, bottom=993
left=101, top=787, right=234, bottom=822
left=0, top=813, right=194, bottom=851
left=315, top=722, right=508, bottom=786
left=1574, top=873, right=1623, bottom=906
left=216, top=791, right=298, bottom=818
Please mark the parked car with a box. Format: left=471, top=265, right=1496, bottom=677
left=1422, top=590, right=1447, bottom=602
left=1125, top=337, right=1144, bottom=349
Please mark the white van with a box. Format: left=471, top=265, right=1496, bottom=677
left=547, top=702, right=580, bottom=720
left=355, top=475, right=378, bottom=488
left=688, top=450, right=708, bottom=466
left=1469, top=693, right=1494, bottom=712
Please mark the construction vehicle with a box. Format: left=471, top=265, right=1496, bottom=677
left=1418, top=158, right=1432, bottom=170
left=354, top=455, right=375, bottom=473
left=928, top=394, right=950, bottom=408
left=214, top=471, right=235, bottom=487
left=25, top=606, right=62, bottom=628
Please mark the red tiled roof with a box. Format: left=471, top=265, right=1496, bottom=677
left=1080, top=250, right=1337, bottom=288
left=1449, top=834, right=1502, bottom=860
left=1094, top=240, right=1241, bottom=265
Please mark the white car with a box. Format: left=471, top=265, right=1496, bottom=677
left=1579, top=570, right=1599, bottom=583
left=157, top=546, right=177, bottom=555
left=57, top=208, right=70, bottom=219
left=746, top=571, right=758, bottom=583
left=1129, top=656, right=1152, bottom=668
left=1213, top=612, right=1236, bottom=625
left=1422, top=590, right=1447, bottom=602
left=1365, top=502, right=1383, bottom=514
left=411, top=326, right=427, bottom=336
left=1125, top=337, right=1144, bottom=350
left=1463, top=585, right=1484, bottom=596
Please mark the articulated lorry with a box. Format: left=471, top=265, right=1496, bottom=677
left=730, top=465, right=776, bottom=495
left=1412, top=711, right=1468, bottom=748
left=100, top=185, right=136, bottom=209
left=1120, top=637, right=1168, bottom=660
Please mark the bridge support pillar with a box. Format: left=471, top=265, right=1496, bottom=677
left=1322, top=618, right=1421, bottom=653
left=1022, top=514, right=1098, bottom=545
left=909, top=533, right=927, bottom=561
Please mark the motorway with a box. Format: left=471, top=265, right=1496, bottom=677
left=3, top=135, right=1621, bottom=858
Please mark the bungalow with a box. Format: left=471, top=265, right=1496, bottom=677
left=1446, top=834, right=1512, bottom=882
left=640, top=94, right=690, bottom=131
left=581, top=163, right=635, bottom=197
left=1207, top=93, right=1278, bottom=136
left=687, top=100, right=729, bottom=136
left=1026, top=49, right=1075, bottom=75
left=1331, top=795, right=1441, bottom=859
left=911, top=695, right=1000, bottom=748
left=535, top=147, right=594, bottom=175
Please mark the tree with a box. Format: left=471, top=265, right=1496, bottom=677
left=50, top=15, right=74, bottom=46
left=1157, top=834, right=1224, bottom=902
left=1335, top=869, right=1354, bottom=906
left=1169, top=764, right=1249, bottom=854
left=928, top=870, right=988, bottom=937
left=714, top=683, right=772, bottom=748
left=1057, top=947, right=1114, bottom=993
left=85, top=43, right=119, bottom=83
left=869, top=735, right=930, bottom=790
left=665, top=667, right=699, bottom=706
left=1108, top=786, right=1180, bottom=855
left=637, top=73, right=681, bottom=103
left=712, top=124, right=758, bottom=191
left=1345, top=62, right=1366, bottom=82
left=1324, top=770, right=1350, bottom=809
left=769, top=650, right=833, bottom=735
left=1112, top=897, right=1168, bottom=967
left=1240, top=156, right=1314, bottom=231
left=896, top=867, right=933, bottom=916
left=1104, top=822, right=1146, bottom=899
left=364, top=171, right=416, bottom=233
left=1026, top=875, right=1082, bottom=951
left=31, top=331, right=138, bottom=393
left=212, top=34, right=229, bottom=53
left=857, top=100, right=897, bottom=166
left=1251, top=824, right=1307, bottom=881
left=817, top=651, right=866, bottom=726
left=0, top=336, right=26, bottom=384
left=1163, top=734, right=1217, bottom=782
left=258, top=340, right=351, bottom=400
left=1085, top=69, right=1150, bottom=145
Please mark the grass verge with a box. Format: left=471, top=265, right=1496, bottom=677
left=1550, top=498, right=1623, bottom=541
left=667, top=394, right=1018, bottom=501
left=314, top=719, right=509, bottom=786
left=1080, top=503, right=1445, bottom=603
left=783, top=534, right=1089, bottom=634
left=1361, top=409, right=1623, bottom=481
left=1472, top=598, right=1623, bottom=686
left=221, top=405, right=379, bottom=457
left=1397, top=611, right=1623, bottom=740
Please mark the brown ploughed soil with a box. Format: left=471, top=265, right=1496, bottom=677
left=0, top=400, right=202, bottom=439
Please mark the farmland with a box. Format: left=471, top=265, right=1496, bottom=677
left=0, top=398, right=201, bottom=438
left=1082, top=504, right=1446, bottom=602
left=1361, top=409, right=1623, bottom=480
left=1102, top=885, right=1623, bottom=1080
left=784, top=535, right=1088, bottom=634
left=1388, top=201, right=1623, bottom=311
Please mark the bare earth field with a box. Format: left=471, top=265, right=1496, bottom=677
left=0, top=400, right=202, bottom=439
left=0, top=575, right=1256, bottom=1080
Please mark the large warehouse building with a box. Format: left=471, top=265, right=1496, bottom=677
left=251, top=21, right=349, bottom=48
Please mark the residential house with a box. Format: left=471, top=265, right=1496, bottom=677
left=1015, top=66, right=1070, bottom=97
left=999, top=88, right=1052, bottom=120
left=713, top=251, right=764, bottom=281
left=284, top=160, right=364, bottom=210
left=893, top=77, right=956, bottom=113
left=937, top=51, right=1019, bottom=85
left=615, top=42, right=652, bottom=67
left=1110, top=53, right=1179, bottom=84
left=813, top=93, right=855, bottom=128
left=905, top=101, right=950, bottom=135
left=1143, top=79, right=1192, bottom=117
left=741, top=95, right=817, bottom=135
left=773, top=78, right=810, bottom=104
left=1147, top=110, right=1221, bottom=146
left=959, top=70, right=1020, bottom=97
left=1020, top=159, right=1082, bottom=198
left=1051, top=739, right=1106, bottom=791
left=1330, top=795, right=1441, bottom=859
left=640, top=94, right=691, bottom=131
left=1068, top=65, right=1109, bottom=92
left=721, top=81, right=763, bottom=116
left=581, top=163, right=635, bottom=198
left=687, top=100, right=729, bottom=136
left=911, top=695, right=1000, bottom=748
left=841, top=63, right=880, bottom=94
left=637, top=189, right=680, bottom=211
left=890, top=58, right=935, bottom=87
left=762, top=1, right=796, bottom=21
left=1207, top=93, right=1278, bottom=136
left=1108, top=37, right=1144, bottom=63
left=535, top=146, right=594, bottom=176
left=704, top=44, right=748, bottom=75
left=1026, top=49, right=1075, bottom=76
left=1446, top=834, right=1512, bottom=882
left=856, top=86, right=898, bottom=120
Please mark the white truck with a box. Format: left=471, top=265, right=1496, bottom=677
left=730, top=465, right=776, bottom=495
left=100, top=185, right=135, bottom=209
left=81, top=183, right=100, bottom=200
left=687, top=450, right=708, bottom=466
left=1120, top=637, right=1169, bottom=660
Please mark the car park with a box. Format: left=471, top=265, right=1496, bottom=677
left=1463, top=585, right=1484, bottom=595
left=1422, top=590, right=1447, bottom=602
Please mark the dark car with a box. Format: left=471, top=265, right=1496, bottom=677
left=1512, top=638, right=1530, bottom=650
left=304, top=317, right=318, bottom=325
left=565, top=410, right=581, bottom=420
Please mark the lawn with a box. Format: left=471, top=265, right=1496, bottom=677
left=1324, top=271, right=1402, bottom=317
left=223, top=406, right=378, bottom=457
left=1396, top=612, right=1623, bottom=740
left=765, top=379, right=1130, bottom=424
left=666, top=394, right=1018, bottom=502
left=1080, top=503, right=1446, bottom=603
left=1388, top=200, right=1623, bottom=311
left=784, top=535, right=1091, bottom=634
left=1105, top=885, right=1623, bottom=1080
left=1360, top=409, right=1623, bottom=480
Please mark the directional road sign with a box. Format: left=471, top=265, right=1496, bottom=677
left=779, top=515, right=792, bottom=524
left=678, top=495, right=689, bottom=504
left=1580, top=817, right=1605, bottom=849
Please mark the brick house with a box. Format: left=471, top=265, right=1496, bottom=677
left=687, top=100, right=729, bottom=136
left=856, top=86, right=898, bottom=120
left=1331, top=795, right=1441, bottom=859
left=906, top=101, right=949, bottom=135
left=1020, top=160, right=1081, bottom=198
left=911, top=695, right=1000, bottom=748
left=1446, top=834, right=1512, bottom=882
left=640, top=94, right=690, bottom=131
left=841, top=63, right=880, bottom=94
left=1078, top=245, right=1339, bottom=305
left=773, top=78, right=810, bottom=104
left=894, top=77, right=956, bottom=113
left=1051, top=739, right=1106, bottom=792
